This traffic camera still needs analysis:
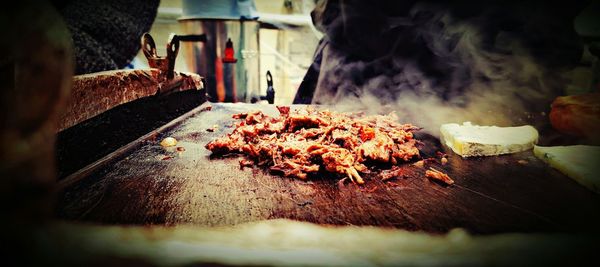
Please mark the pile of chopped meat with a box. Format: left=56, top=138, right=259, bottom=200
left=205, top=107, right=421, bottom=184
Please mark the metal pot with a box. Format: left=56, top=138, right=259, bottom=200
left=179, top=0, right=260, bottom=103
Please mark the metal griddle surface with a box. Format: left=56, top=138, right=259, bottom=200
left=56, top=102, right=600, bottom=234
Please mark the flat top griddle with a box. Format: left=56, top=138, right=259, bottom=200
left=56, top=102, right=600, bottom=234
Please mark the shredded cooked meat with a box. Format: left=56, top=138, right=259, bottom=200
left=380, top=166, right=404, bottom=181
left=425, top=167, right=454, bottom=185
left=205, top=107, right=421, bottom=184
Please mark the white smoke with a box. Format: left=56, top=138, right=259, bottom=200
left=312, top=3, right=567, bottom=136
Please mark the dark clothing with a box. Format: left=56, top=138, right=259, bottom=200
left=294, top=39, right=328, bottom=104
left=53, top=0, right=160, bottom=74
left=294, top=0, right=589, bottom=105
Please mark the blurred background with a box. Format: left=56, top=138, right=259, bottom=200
left=129, top=0, right=321, bottom=104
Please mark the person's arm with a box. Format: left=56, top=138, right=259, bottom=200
left=56, top=0, right=160, bottom=74
left=293, top=38, right=328, bottom=104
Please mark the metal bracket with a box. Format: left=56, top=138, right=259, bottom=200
left=142, top=33, right=179, bottom=80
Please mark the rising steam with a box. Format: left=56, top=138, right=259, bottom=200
left=311, top=2, right=580, bottom=136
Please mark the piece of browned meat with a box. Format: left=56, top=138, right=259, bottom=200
left=205, top=107, right=420, bottom=184
left=425, top=167, right=454, bottom=185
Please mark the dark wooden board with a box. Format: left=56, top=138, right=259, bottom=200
left=55, top=103, right=600, bottom=234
